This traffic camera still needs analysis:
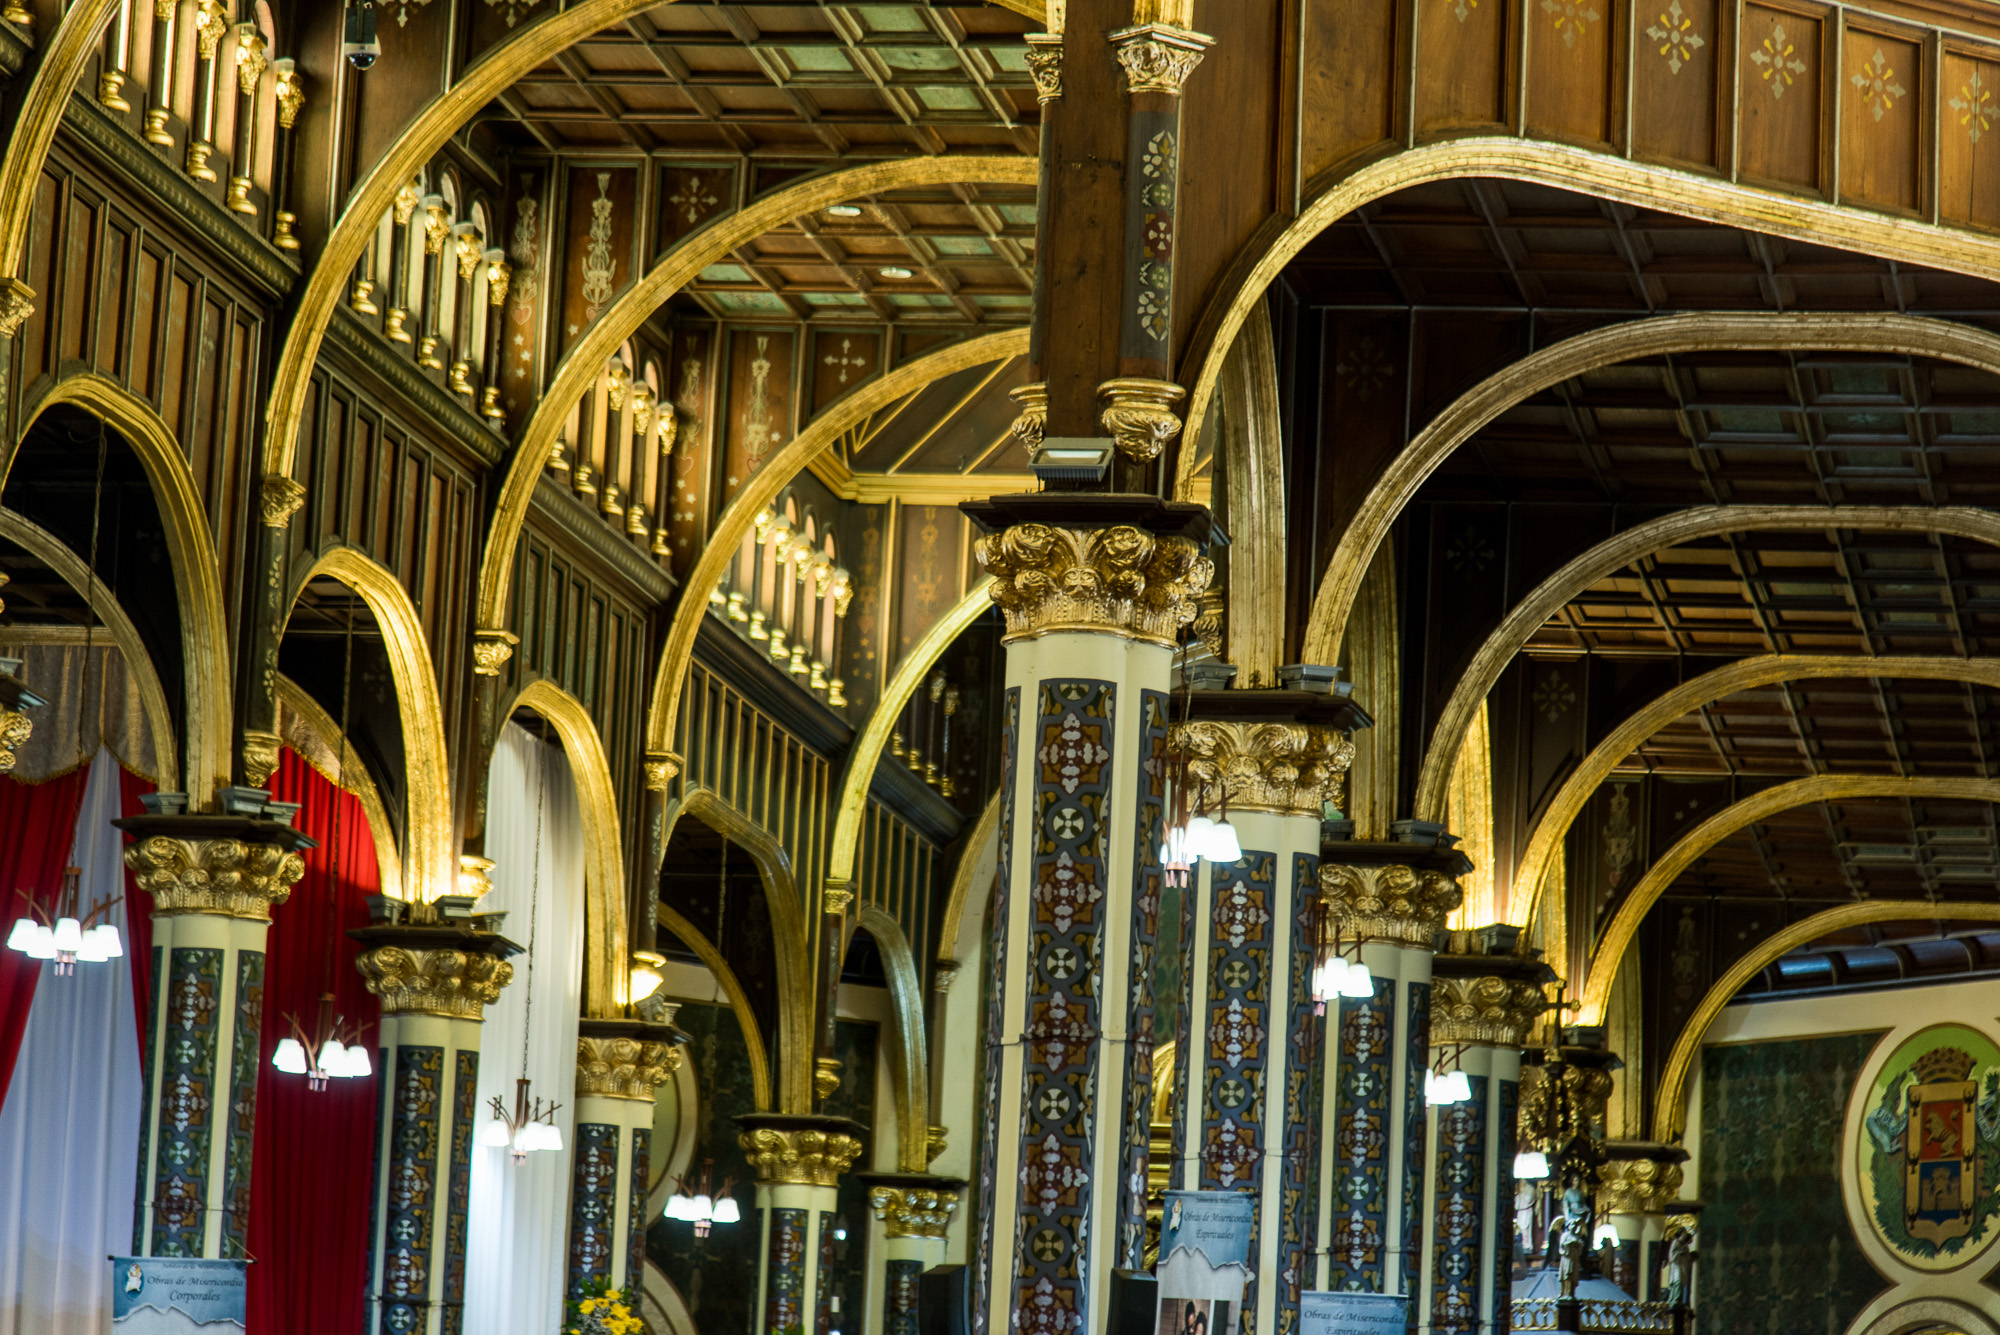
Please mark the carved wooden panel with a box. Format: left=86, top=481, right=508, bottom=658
left=1526, top=0, right=1619, bottom=148
left=1416, top=0, right=1513, bottom=137
left=1838, top=26, right=1924, bottom=214
left=665, top=326, right=718, bottom=579
left=558, top=165, right=641, bottom=354
left=1302, top=0, right=1398, bottom=178
left=720, top=328, right=796, bottom=504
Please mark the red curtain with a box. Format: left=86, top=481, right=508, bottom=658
left=119, top=766, right=156, bottom=1053
left=246, top=750, right=383, bottom=1335
left=0, top=768, right=93, bottom=1111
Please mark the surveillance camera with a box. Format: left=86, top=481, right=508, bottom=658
left=343, top=5, right=379, bottom=70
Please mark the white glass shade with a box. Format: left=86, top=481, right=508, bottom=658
left=1204, top=819, right=1243, bottom=863
left=663, top=1195, right=690, bottom=1221
left=1513, top=1149, right=1550, bottom=1179
left=1593, top=1222, right=1620, bottom=1248
left=51, top=917, right=82, bottom=953
left=6, top=917, right=34, bottom=951
left=689, top=1194, right=713, bottom=1222
left=340, top=1044, right=373, bottom=1078
left=479, top=1118, right=513, bottom=1148
left=319, top=1038, right=347, bottom=1072
left=26, top=926, right=54, bottom=959
left=92, top=923, right=124, bottom=958
left=1423, top=1070, right=1441, bottom=1104
left=1311, top=956, right=1349, bottom=1003
left=1339, top=959, right=1374, bottom=998
left=272, top=1037, right=309, bottom=1074
left=712, top=1195, right=741, bottom=1224
left=1184, top=815, right=1216, bottom=857
left=540, top=1122, right=563, bottom=1153
left=1442, top=1070, right=1471, bottom=1103
left=76, top=932, right=109, bottom=963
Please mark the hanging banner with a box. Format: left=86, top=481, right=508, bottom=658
left=1155, top=1190, right=1255, bottom=1335
left=110, top=1257, right=247, bottom=1332
left=1298, top=1290, right=1409, bottom=1335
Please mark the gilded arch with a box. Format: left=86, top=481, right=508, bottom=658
left=1175, top=140, right=2000, bottom=496
left=1579, top=776, right=2000, bottom=1027
left=656, top=899, right=773, bottom=1113
left=500, top=678, right=631, bottom=1019
left=660, top=786, right=814, bottom=1114
left=1412, top=506, right=2000, bottom=824
left=0, top=1, right=123, bottom=293
left=472, top=156, right=1040, bottom=631
left=1651, top=900, right=2000, bottom=1142
left=263, top=0, right=664, bottom=478
left=854, top=904, right=931, bottom=1173
left=643, top=330, right=1029, bottom=759
left=18, top=373, right=233, bottom=807
left=274, top=673, right=403, bottom=902
left=1510, top=656, right=2000, bottom=966
left=286, top=546, right=453, bottom=905
left=826, top=580, right=995, bottom=897
left=936, top=790, right=1003, bottom=977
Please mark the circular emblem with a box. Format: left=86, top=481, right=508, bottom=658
left=1034, top=1083, right=1076, bottom=1126
left=1216, top=1078, right=1248, bottom=1111
left=1030, top=1226, right=1070, bottom=1263
left=1041, top=944, right=1081, bottom=982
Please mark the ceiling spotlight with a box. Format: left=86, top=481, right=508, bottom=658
left=878, top=266, right=914, bottom=279
left=827, top=205, right=863, bottom=218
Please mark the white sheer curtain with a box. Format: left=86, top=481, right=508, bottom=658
left=465, top=722, right=586, bottom=1333
left=0, top=752, right=142, bottom=1335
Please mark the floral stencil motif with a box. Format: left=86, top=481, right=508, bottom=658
left=1951, top=70, right=1994, bottom=144
left=1852, top=48, right=1908, bottom=123
left=1541, top=0, right=1600, bottom=49
left=1749, top=23, right=1807, bottom=99
left=1645, top=1, right=1705, bottom=75
left=1448, top=0, right=1478, bottom=23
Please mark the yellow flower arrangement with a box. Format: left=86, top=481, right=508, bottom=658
left=564, top=1280, right=643, bottom=1335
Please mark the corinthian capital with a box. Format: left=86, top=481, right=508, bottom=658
left=1108, top=23, right=1213, bottom=97
left=1596, top=1150, right=1687, bottom=1218
left=356, top=944, right=514, bottom=1019
left=1169, top=719, right=1354, bottom=819
left=975, top=522, right=1213, bottom=646
left=1431, top=972, right=1549, bottom=1048
left=736, top=1114, right=866, bottom=1187
left=576, top=1033, right=681, bottom=1101
left=124, top=834, right=307, bottom=922
left=1317, top=860, right=1462, bottom=947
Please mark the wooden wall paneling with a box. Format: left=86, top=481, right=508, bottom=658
left=655, top=162, right=737, bottom=256
left=132, top=244, right=161, bottom=403
left=160, top=269, right=192, bottom=443
left=665, top=325, right=717, bottom=577
left=1300, top=0, right=1399, bottom=182
left=1938, top=47, right=2000, bottom=230
left=1735, top=2, right=1826, bottom=194
left=1527, top=0, right=1620, bottom=147
left=60, top=184, right=99, bottom=369
left=1839, top=26, right=1925, bottom=214
left=1631, top=0, right=1724, bottom=169
left=346, top=2, right=450, bottom=183
left=721, top=327, right=795, bottom=506
left=96, top=220, right=133, bottom=380
left=809, top=328, right=882, bottom=415
left=1417, top=0, right=1513, bottom=139
left=557, top=164, right=641, bottom=356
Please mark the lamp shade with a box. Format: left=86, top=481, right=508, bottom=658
left=1204, top=819, right=1243, bottom=864
left=690, top=1194, right=713, bottom=1222
left=712, top=1195, right=741, bottom=1224
left=92, top=923, right=124, bottom=958
left=26, top=926, right=54, bottom=959
left=340, top=1044, right=374, bottom=1078
left=320, top=1038, right=347, bottom=1072
left=1311, top=956, right=1349, bottom=1003
left=6, top=917, right=34, bottom=951
left=1442, top=1070, right=1471, bottom=1103
left=1339, top=958, right=1375, bottom=998
left=540, top=1122, right=563, bottom=1153
left=76, top=931, right=109, bottom=963
left=1593, top=1222, right=1620, bottom=1248
left=479, top=1118, right=513, bottom=1148
left=663, top=1195, right=689, bottom=1221
left=51, top=917, right=82, bottom=953
left=1513, top=1149, right=1550, bottom=1179
left=272, top=1037, right=309, bottom=1074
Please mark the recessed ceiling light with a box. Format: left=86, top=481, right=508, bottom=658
left=879, top=266, right=914, bottom=279
left=827, top=205, right=863, bottom=218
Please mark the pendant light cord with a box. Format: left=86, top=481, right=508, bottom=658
left=325, top=596, right=354, bottom=1002
left=77, top=429, right=106, bottom=767
left=520, top=729, right=546, bottom=1081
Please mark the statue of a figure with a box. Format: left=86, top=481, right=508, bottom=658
left=1556, top=1184, right=1591, bottom=1297
left=1665, top=1231, right=1698, bottom=1310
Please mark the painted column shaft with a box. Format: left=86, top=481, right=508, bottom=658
left=567, top=1021, right=683, bottom=1296
left=865, top=1176, right=962, bottom=1335
left=1419, top=1043, right=1524, bottom=1335
left=738, top=1113, right=866, bottom=1335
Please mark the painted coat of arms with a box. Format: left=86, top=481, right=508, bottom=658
left=1858, top=1025, right=2000, bottom=1268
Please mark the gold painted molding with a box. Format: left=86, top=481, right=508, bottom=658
left=1650, top=901, right=2000, bottom=1142
left=0, top=511, right=178, bottom=788
left=1297, top=313, right=2000, bottom=680
left=264, top=0, right=666, bottom=480
left=827, top=582, right=994, bottom=892
left=0, top=0, right=123, bottom=284
left=1216, top=302, right=1285, bottom=686
left=1578, top=774, right=2000, bottom=1027
left=275, top=673, right=403, bottom=900
left=504, top=679, right=630, bottom=1019
left=473, top=157, right=1039, bottom=632
left=21, top=375, right=233, bottom=806
left=1177, top=140, right=2000, bottom=499
left=657, top=899, right=773, bottom=1111
left=642, top=331, right=1028, bottom=759
left=1412, top=505, right=2000, bottom=824
left=937, top=789, right=1002, bottom=971
left=1511, top=656, right=2000, bottom=964
left=856, top=905, right=931, bottom=1172
left=661, top=787, right=813, bottom=1113
left=287, top=548, right=453, bottom=903
left=1596, top=1155, right=1685, bottom=1217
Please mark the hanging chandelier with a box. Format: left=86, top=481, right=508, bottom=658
left=1424, top=1044, right=1473, bottom=1107
left=272, top=992, right=372, bottom=1089
left=481, top=1076, right=564, bottom=1162
left=1305, top=894, right=1374, bottom=1011
left=663, top=1159, right=741, bottom=1237
left=6, top=866, right=123, bottom=975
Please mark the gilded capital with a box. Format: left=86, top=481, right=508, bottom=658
left=1108, top=23, right=1212, bottom=96
left=0, top=279, right=36, bottom=338
left=975, top=522, right=1213, bottom=646
left=356, top=944, right=514, bottom=1019
left=241, top=729, right=282, bottom=789
left=1431, top=972, right=1549, bottom=1048
left=933, top=959, right=960, bottom=996
left=234, top=27, right=268, bottom=96
left=1596, top=1155, right=1687, bottom=1218
left=575, top=1033, right=681, bottom=1101
left=472, top=630, right=519, bottom=677
left=0, top=710, right=31, bottom=773
left=824, top=882, right=855, bottom=916
left=739, top=1124, right=865, bottom=1188
left=1023, top=34, right=1064, bottom=104
left=869, top=1185, right=961, bottom=1240
left=274, top=63, right=305, bottom=129
left=260, top=475, right=307, bottom=528
left=1098, top=377, right=1185, bottom=463
left=124, top=834, right=306, bottom=922
left=485, top=251, right=511, bottom=307
left=193, top=0, right=227, bottom=60
left=1170, top=719, right=1354, bottom=819
left=1008, top=381, right=1048, bottom=450
left=644, top=752, right=683, bottom=791
left=1317, top=861, right=1462, bottom=947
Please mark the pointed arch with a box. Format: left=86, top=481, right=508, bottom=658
left=287, top=547, right=452, bottom=902
left=1411, top=506, right=2000, bottom=824
left=656, top=900, right=773, bottom=1112
left=0, top=1, right=123, bottom=287
left=274, top=673, right=402, bottom=902
left=20, top=373, right=232, bottom=806
left=662, top=786, right=813, bottom=1113
left=1579, top=775, right=2000, bottom=1027
left=854, top=905, right=930, bottom=1172
left=1651, top=900, right=2000, bottom=1141
left=473, top=156, right=1040, bottom=631
left=502, top=678, right=630, bottom=1018
left=827, top=580, right=995, bottom=894
left=263, top=0, right=666, bottom=479
left=644, top=330, right=1028, bottom=760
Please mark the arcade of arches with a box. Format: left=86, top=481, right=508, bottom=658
left=1, top=2, right=1999, bottom=1333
